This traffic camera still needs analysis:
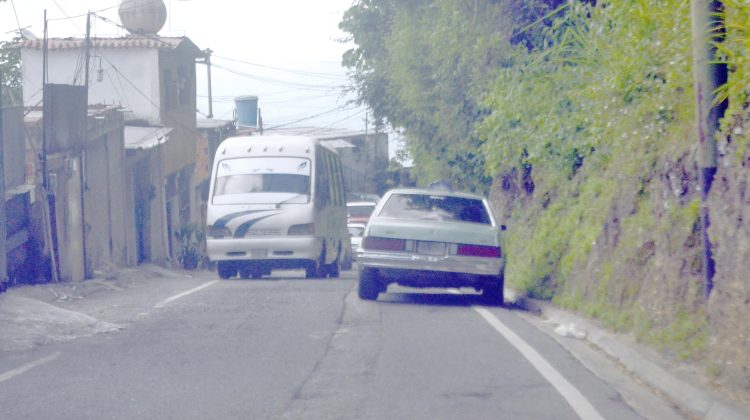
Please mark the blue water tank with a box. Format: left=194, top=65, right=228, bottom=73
left=234, top=95, right=259, bottom=127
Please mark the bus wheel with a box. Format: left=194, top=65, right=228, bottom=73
left=218, top=261, right=236, bottom=279
left=305, top=261, right=318, bottom=279
left=328, top=257, right=340, bottom=278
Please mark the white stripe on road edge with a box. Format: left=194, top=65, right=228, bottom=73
left=0, top=352, right=60, bottom=383
left=473, top=306, right=605, bottom=420
left=154, top=280, right=220, bottom=309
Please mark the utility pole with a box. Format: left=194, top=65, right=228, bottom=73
left=80, top=11, right=91, bottom=277
left=0, top=73, right=8, bottom=290
left=206, top=49, right=213, bottom=119
left=691, top=0, right=727, bottom=297
left=199, top=48, right=214, bottom=119
left=42, top=10, right=60, bottom=282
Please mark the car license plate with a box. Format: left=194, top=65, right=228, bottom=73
left=250, top=249, right=268, bottom=258
left=417, top=241, right=445, bottom=256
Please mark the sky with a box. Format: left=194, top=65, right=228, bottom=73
left=0, top=0, right=374, bottom=134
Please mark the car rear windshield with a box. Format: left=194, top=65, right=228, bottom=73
left=378, top=193, right=491, bottom=224
left=348, top=204, right=375, bottom=217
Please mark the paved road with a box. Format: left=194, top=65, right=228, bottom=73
left=0, top=266, right=683, bottom=419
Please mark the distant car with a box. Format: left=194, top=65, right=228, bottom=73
left=346, top=201, right=377, bottom=224
left=347, top=222, right=367, bottom=260
left=356, top=188, right=505, bottom=304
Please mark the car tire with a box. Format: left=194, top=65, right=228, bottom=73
left=482, top=273, right=505, bottom=306
left=358, top=267, right=380, bottom=300
left=217, top=261, right=236, bottom=279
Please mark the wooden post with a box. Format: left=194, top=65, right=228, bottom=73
left=691, top=0, right=727, bottom=297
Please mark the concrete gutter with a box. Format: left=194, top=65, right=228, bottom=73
left=515, top=296, right=750, bottom=420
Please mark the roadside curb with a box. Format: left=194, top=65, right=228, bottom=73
left=516, top=296, right=750, bottom=420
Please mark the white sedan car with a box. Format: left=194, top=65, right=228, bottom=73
left=347, top=222, right=367, bottom=260
left=356, top=187, right=505, bottom=304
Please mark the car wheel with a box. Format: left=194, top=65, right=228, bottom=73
left=217, top=261, right=236, bottom=279
left=358, top=267, right=380, bottom=300
left=482, top=273, right=505, bottom=306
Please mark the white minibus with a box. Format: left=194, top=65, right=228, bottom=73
left=206, top=135, right=351, bottom=279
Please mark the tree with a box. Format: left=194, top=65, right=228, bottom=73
left=0, top=36, right=22, bottom=106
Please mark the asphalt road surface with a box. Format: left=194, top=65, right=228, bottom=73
left=0, top=266, right=684, bottom=420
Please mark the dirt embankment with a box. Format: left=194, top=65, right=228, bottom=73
left=490, top=133, right=750, bottom=405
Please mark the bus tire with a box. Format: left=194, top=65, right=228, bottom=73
left=218, top=261, right=236, bottom=279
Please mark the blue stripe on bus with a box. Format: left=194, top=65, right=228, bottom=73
left=214, top=210, right=269, bottom=228
left=233, top=214, right=279, bottom=238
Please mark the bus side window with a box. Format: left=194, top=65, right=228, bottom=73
left=332, top=155, right=345, bottom=207
left=316, top=147, right=330, bottom=207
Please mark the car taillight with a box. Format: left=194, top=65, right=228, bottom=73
left=456, top=244, right=501, bottom=258
left=363, top=236, right=406, bottom=251
left=208, top=226, right=232, bottom=238
left=288, top=223, right=315, bottom=235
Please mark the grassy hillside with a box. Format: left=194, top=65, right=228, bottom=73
left=341, top=0, right=750, bottom=401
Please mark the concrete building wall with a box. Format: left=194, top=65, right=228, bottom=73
left=3, top=107, right=26, bottom=189
left=336, top=132, right=389, bottom=195
left=158, top=49, right=197, bottom=176
left=128, top=146, right=170, bottom=265
left=22, top=49, right=161, bottom=124
left=82, top=109, right=134, bottom=272
left=46, top=152, right=85, bottom=282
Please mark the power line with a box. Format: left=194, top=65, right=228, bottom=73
left=213, top=55, right=348, bottom=81
left=211, top=63, right=344, bottom=92
left=298, top=109, right=367, bottom=135
left=266, top=105, right=359, bottom=130
left=9, top=0, right=22, bottom=35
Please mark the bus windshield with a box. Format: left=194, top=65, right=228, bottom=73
left=212, top=157, right=311, bottom=205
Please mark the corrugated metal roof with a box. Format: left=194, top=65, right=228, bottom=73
left=125, top=126, right=173, bottom=150
left=15, top=36, right=203, bottom=56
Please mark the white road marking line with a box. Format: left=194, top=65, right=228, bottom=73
left=0, top=352, right=60, bottom=383
left=473, top=306, right=606, bottom=420
left=154, top=280, right=220, bottom=309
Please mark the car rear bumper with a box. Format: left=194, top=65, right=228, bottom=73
left=357, top=250, right=503, bottom=277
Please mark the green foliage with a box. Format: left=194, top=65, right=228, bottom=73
left=341, top=0, right=513, bottom=192
left=481, top=1, right=696, bottom=298
left=174, top=223, right=205, bottom=270
left=0, top=36, right=22, bottom=106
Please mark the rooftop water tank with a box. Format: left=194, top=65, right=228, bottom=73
left=234, top=95, right=259, bottom=128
